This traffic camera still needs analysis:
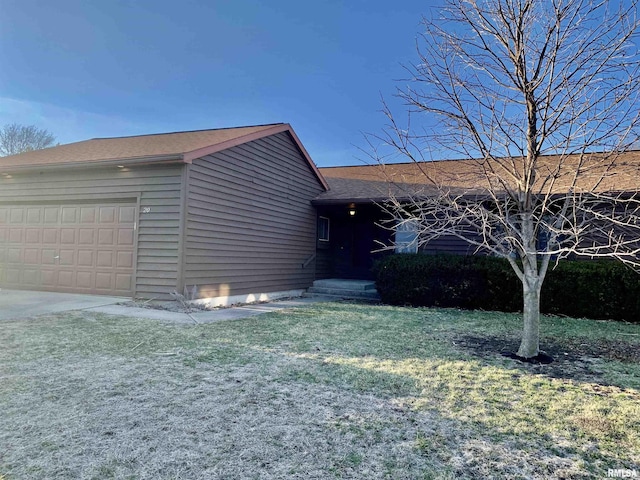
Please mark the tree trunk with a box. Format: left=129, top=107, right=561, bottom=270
left=517, top=273, right=541, bottom=358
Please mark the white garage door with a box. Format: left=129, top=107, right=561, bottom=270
left=0, top=202, right=136, bottom=296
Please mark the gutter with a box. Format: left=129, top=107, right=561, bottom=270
left=0, top=154, right=185, bottom=174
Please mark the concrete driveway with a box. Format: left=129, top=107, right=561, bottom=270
left=0, top=289, right=127, bottom=321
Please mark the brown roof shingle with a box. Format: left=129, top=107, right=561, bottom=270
left=316, top=151, right=640, bottom=203
left=0, top=123, right=284, bottom=168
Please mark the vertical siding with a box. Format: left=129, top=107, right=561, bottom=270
left=184, top=132, right=326, bottom=298
left=0, top=164, right=184, bottom=298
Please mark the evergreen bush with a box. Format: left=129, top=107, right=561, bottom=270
left=373, top=253, right=640, bottom=322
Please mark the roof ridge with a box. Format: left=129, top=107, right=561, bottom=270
left=90, top=123, right=285, bottom=140
left=318, top=149, right=640, bottom=169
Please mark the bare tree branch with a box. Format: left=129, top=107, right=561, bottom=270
left=0, top=123, right=57, bottom=156
left=373, top=0, right=640, bottom=358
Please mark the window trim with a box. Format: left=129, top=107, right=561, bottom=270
left=318, top=216, right=330, bottom=242
left=395, top=219, right=419, bottom=253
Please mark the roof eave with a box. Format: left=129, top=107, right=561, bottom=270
left=312, top=196, right=397, bottom=205
left=0, top=154, right=185, bottom=174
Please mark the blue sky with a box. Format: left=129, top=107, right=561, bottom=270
left=0, top=0, right=438, bottom=167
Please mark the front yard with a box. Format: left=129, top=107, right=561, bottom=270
left=1, top=303, right=638, bottom=479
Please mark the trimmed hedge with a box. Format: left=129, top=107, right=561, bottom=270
left=373, top=253, right=640, bottom=322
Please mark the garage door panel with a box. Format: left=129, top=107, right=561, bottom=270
left=59, top=250, right=75, bottom=266
left=41, top=269, right=56, bottom=286
left=9, top=208, right=24, bottom=223
left=98, top=229, right=114, bottom=245
left=42, top=249, right=56, bottom=264
left=115, top=274, right=132, bottom=291
left=117, top=251, right=134, bottom=268
left=95, top=272, right=112, bottom=289
left=99, top=207, right=116, bottom=223
left=4, top=267, right=20, bottom=281
left=23, top=269, right=38, bottom=285
left=24, top=248, right=39, bottom=264
left=118, top=228, right=134, bottom=245
left=120, top=206, right=136, bottom=223
left=80, top=207, right=96, bottom=223
left=7, top=248, right=21, bottom=263
left=43, top=229, right=58, bottom=243
left=61, top=207, right=77, bottom=224
left=77, top=271, right=93, bottom=287
left=60, top=229, right=76, bottom=244
left=78, top=250, right=94, bottom=267
left=25, top=229, right=41, bottom=244
left=0, top=202, right=135, bottom=296
left=78, top=229, right=95, bottom=244
left=97, top=251, right=113, bottom=267
left=44, top=208, right=59, bottom=223
left=58, top=270, right=74, bottom=287
left=26, top=209, right=39, bottom=223
left=9, top=229, right=23, bottom=243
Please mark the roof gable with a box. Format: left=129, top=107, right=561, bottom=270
left=0, top=123, right=328, bottom=190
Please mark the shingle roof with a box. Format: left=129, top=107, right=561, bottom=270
left=316, top=151, right=640, bottom=203
left=312, top=177, right=440, bottom=204
left=0, top=123, right=284, bottom=168
left=0, top=122, right=329, bottom=190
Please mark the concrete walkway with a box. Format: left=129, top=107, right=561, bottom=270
left=0, top=289, right=127, bottom=321
left=86, top=296, right=333, bottom=324
left=0, top=288, right=334, bottom=323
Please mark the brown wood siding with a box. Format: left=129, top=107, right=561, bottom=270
left=315, top=247, right=333, bottom=279
left=0, top=164, right=184, bottom=298
left=420, top=234, right=484, bottom=256
left=184, top=132, right=325, bottom=298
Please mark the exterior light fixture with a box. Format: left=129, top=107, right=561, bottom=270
left=348, top=203, right=356, bottom=216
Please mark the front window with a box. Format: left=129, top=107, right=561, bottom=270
left=318, top=216, right=330, bottom=242
left=395, top=220, right=419, bottom=253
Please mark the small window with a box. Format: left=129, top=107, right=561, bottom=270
left=318, top=216, right=330, bottom=242
left=395, top=220, right=419, bottom=253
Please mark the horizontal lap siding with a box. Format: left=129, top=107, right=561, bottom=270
left=0, top=164, right=184, bottom=298
left=315, top=248, right=333, bottom=279
left=421, top=234, right=483, bottom=256
left=185, top=132, right=325, bottom=298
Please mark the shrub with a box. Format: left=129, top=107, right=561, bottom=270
left=541, top=260, right=640, bottom=321
left=373, top=253, right=640, bottom=322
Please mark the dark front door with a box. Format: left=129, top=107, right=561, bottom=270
left=316, top=204, right=391, bottom=279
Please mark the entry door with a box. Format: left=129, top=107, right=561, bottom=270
left=0, top=202, right=136, bottom=296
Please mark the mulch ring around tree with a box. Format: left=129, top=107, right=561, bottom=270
left=453, top=333, right=640, bottom=387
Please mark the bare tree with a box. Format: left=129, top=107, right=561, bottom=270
left=0, top=123, right=56, bottom=156
left=376, top=0, right=640, bottom=358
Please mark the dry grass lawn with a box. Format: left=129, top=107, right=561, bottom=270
left=0, top=302, right=639, bottom=479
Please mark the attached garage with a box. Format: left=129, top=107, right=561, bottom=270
left=0, top=123, right=328, bottom=301
left=0, top=202, right=136, bottom=296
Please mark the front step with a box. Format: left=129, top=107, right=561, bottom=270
left=306, top=279, right=381, bottom=301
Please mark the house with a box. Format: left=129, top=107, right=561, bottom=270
left=313, top=162, right=484, bottom=279
left=3, top=124, right=638, bottom=300
left=0, top=124, right=328, bottom=303
left=313, top=152, right=640, bottom=279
